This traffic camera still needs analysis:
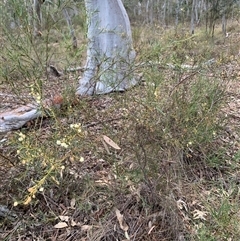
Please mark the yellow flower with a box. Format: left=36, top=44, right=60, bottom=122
left=18, top=132, right=26, bottom=142
left=80, top=157, right=84, bottom=162
left=60, top=142, right=68, bottom=148
left=70, top=123, right=82, bottom=132
left=56, top=140, right=61, bottom=145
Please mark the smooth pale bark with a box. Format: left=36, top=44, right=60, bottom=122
left=76, top=0, right=137, bottom=96
left=0, top=104, right=41, bottom=133
left=0, top=96, right=63, bottom=133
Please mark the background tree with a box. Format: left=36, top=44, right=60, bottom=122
left=76, top=0, right=137, bottom=95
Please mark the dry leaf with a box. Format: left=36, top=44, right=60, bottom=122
left=115, top=208, right=128, bottom=231
left=101, top=138, right=110, bottom=154
left=54, top=222, right=68, bottom=229
left=71, top=219, right=77, bottom=227
left=102, top=135, right=121, bottom=150
left=124, top=231, right=130, bottom=240
left=148, top=225, right=156, bottom=234
left=81, top=225, right=92, bottom=231
left=177, top=199, right=188, bottom=211
left=59, top=215, right=69, bottom=222
left=193, top=209, right=208, bottom=220
left=70, top=198, right=76, bottom=208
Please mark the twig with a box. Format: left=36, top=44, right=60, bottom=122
left=168, top=71, right=198, bottom=97
left=0, top=152, right=15, bottom=165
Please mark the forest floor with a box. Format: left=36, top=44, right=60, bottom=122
left=0, top=22, right=240, bottom=241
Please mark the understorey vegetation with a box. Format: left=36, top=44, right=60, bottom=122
left=0, top=1, right=240, bottom=240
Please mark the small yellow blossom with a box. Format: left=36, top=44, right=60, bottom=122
left=60, top=142, right=68, bottom=148
left=35, top=94, right=41, bottom=104
left=80, top=157, right=84, bottom=162
left=18, top=132, right=26, bottom=142
left=187, top=141, right=192, bottom=147
left=56, top=140, right=61, bottom=145
left=70, top=123, right=82, bottom=133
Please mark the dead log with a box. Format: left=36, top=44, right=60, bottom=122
left=0, top=95, right=63, bottom=133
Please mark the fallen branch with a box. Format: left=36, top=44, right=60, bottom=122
left=0, top=104, right=42, bottom=133
left=47, top=65, right=84, bottom=77
left=0, top=95, right=63, bottom=133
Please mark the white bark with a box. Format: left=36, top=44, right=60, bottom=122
left=0, top=97, right=62, bottom=133
left=76, top=0, right=137, bottom=96
left=0, top=104, right=41, bottom=133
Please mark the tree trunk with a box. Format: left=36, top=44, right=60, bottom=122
left=76, top=0, right=137, bottom=96
left=62, top=7, right=78, bottom=49
left=175, top=0, right=180, bottom=27
left=163, top=0, right=167, bottom=27
left=222, top=13, right=227, bottom=36
left=190, top=0, right=196, bottom=34
left=33, top=0, right=43, bottom=36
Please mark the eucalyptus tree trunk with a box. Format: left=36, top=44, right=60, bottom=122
left=190, top=0, right=196, bottom=34
left=175, top=0, right=180, bottom=27
left=62, top=7, right=78, bottom=48
left=148, top=0, right=154, bottom=24
left=163, top=0, right=167, bottom=27
left=222, top=13, right=227, bottom=36
left=33, top=0, right=43, bottom=36
left=195, top=0, right=199, bottom=24
left=76, top=0, right=137, bottom=96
